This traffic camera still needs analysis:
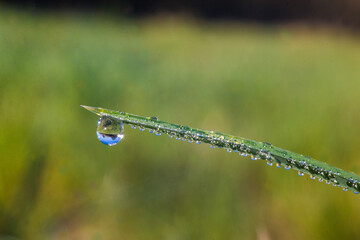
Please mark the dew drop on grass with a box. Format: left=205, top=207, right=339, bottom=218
left=96, top=116, right=124, bottom=146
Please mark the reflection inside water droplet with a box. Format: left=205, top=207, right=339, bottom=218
left=96, top=116, right=124, bottom=146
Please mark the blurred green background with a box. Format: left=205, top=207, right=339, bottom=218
left=1, top=8, right=360, bottom=240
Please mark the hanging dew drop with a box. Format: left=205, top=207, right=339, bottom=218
left=96, top=116, right=124, bottom=146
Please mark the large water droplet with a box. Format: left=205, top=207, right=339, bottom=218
left=96, top=116, right=124, bottom=146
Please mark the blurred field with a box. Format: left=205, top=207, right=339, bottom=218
left=1, top=9, right=360, bottom=240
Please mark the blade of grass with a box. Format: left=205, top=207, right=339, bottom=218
left=81, top=105, right=360, bottom=195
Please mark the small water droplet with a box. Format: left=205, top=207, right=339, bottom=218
left=325, top=181, right=330, bottom=184
left=139, top=126, right=145, bottom=131
left=169, top=135, right=173, bottom=138
left=346, top=178, right=354, bottom=187
left=227, top=149, right=232, bottom=153
left=318, top=179, right=323, bottom=182
left=155, top=131, right=161, bottom=136
left=149, top=129, right=155, bottom=133
left=267, top=161, right=273, bottom=166
left=96, top=117, right=124, bottom=146
left=263, top=142, right=272, bottom=147
left=176, top=137, right=181, bottom=140
left=210, top=145, right=215, bottom=149
left=343, top=188, right=348, bottom=191
left=251, top=155, right=258, bottom=160
left=131, top=125, right=136, bottom=129
left=259, top=150, right=271, bottom=160
left=285, top=165, right=291, bottom=170
left=196, top=141, right=201, bottom=144
left=276, top=163, right=281, bottom=168
left=188, top=139, right=193, bottom=143
left=310, top=175, right=316, bottom=180
left=181, top=138, right=186, bottom=141
left=298, top=171, right=304, bottom=176
left=353, top=191, right=359, bottom=194
left=150, top=116, right=158, bottom=121
left=239, top=152, right=247, bottom=157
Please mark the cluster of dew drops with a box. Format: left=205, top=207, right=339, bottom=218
left=96, top=116, right=359, bottom=195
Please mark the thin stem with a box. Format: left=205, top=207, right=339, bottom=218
left=82, top=105, right=360, bottom=195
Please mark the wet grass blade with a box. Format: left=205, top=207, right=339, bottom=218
left=81, top=105, right=360, bottom=195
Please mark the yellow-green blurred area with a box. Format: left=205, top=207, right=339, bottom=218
left=1, top=9, right=360, bottom=240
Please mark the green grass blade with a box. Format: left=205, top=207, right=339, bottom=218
left=82, top=105, right=360, bottom=195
